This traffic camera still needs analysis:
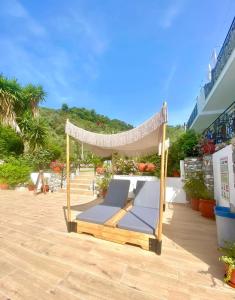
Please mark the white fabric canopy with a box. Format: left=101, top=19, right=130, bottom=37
left=65, top=105, right=167, bottom=157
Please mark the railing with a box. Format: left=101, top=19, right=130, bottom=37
left=204, top=17, right=235, bottom=98
left=203, top=101, right=235, bottom=144
left=187, top=103, right=198, bottom=128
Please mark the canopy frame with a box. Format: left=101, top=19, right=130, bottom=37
left=66, top=102, right=168, bottom=254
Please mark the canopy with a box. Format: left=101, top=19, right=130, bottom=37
left=65, top=104, right=167, bottom=157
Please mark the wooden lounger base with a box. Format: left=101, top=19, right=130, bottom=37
left=72, top=220, right=160, bottom=253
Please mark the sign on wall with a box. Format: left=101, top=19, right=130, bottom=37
left=220, top=156, right=230, bottom=201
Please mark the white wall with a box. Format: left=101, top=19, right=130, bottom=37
left=113, top=175, right=187, bottom=203
left=213, top=144, right=235, bottom=208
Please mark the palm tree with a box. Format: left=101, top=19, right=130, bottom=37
left=22, top=84, right=46, bottom=117
left=0, top=75, right=22, bottom=132
left=19, top=112, right=47, bottom=153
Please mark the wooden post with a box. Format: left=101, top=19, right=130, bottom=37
left=163, top=148, right=169, bottom=211
left=66, top=120, right=71, bottom=231
left=156, top=102, right=167, bottom=254
left=111, top=152, right=114, bottom=178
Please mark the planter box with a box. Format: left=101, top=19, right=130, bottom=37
left=215, top=206, right=235, bottom=247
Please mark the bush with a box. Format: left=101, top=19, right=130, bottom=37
left=183, top=174, right=209, bottom=199
left=168, top=130, right=200, bottom=176
left=0, top=125, right=24, bottom=158
left=0, top=157, right=31, bottom=186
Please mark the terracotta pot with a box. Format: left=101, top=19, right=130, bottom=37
left=225, top=264, right=235, bottom=287
left=199, top=199, right=215, bottom=219
left=138, top=163, right=146, bottom=172
left=145, top=163, right=156, bottom=172
left=191, top=198, right=200, bottom=211
left=41, top=184, right=49, bottom=192
left=173, top=170, right=180, bottom=177
left=28, top=184, right=35, bottom=191
left=100, top=190, right=107, bottom=198
left=0, top=183, right=9, bottom=190
left=53, top=166, right=61, bottom=173
left=96, top=167, right=105, bottom=175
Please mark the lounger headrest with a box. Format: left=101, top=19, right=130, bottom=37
left=103, top=179, right=130, bottom=207
left=134, top=181, right=160, bottom=209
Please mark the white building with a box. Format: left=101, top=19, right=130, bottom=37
left=187, top=17, right=235, bottom=144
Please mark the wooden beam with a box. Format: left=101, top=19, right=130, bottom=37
left=66, top=120, right=71, bottom=230
left=156, top=103, right=167, bottom=245
left=164, top=147, right=169, bottom=210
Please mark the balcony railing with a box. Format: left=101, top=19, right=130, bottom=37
left=204, top=18, right=235, bottom=98
left=187, top=103, right=198, bottom=128
left=203, top=101, right=235, bottom=144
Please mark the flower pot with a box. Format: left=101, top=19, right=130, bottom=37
left=191, top=198, right=200, bottom=211
left=96, top=167, right=105, bottom=175
left=28, top=184, right=35, bottom=191
left=100, top=190, right=107, bottom=198
left=0, top=183, right=9, bottom=190
left=199, top=199, right=215, bottom=219
left=138, top=163, right=146, bottom=172
left=225, top=264, right=235, bottom=287
left=173, top=170, right=180, bottom=177
left=145, top=163, right=156, bottom=172
left=53, top=166, right=61, bottom=173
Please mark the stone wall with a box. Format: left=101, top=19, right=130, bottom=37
left=202, top=155, right=214, bottom=192
left=184, top=157, right=203, bottom=179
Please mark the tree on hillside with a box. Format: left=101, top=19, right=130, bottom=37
left=22, top=84, right=46, bottom=117
left=61, top=103, right=69, bottom=112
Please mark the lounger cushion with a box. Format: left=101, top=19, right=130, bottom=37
left=76, top=205, right=121, bottom=224
left=134, top=181, right=160, bottom=209
left=117, top=206, right=159, bottom=235
left=103, top=179, right=130, bottom=207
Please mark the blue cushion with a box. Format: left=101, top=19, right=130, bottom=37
left=103, top=179, right=130, bottom=207
left=117, top=206, right=159, bottom=234
left=76, top=179, right=130, bottom=224
left=134, top=181, right=160, bottom=209
left=77, top=205, right=121, bottom=224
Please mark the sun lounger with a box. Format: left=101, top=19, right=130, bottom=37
left=76, top=179, right=130, bottom=224
left=117, top=181, right=159, bottom=234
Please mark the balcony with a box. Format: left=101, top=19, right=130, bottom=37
left=203, top=101, right=235, bottom=144
left=204, top=17, right=235, bottom=99
left=187, top=103, right=198, bottom=128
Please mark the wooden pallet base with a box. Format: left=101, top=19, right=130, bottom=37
left=74, top=220, right=160, bottom=253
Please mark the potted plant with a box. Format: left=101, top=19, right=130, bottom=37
left=0, top=180, right=9, bottom=190
left=97, top=176, right=111, bottom=197
left=27, top=179, right=35, bottom=191
left=183, top=175, right=206, bottom=211
left=219, top=241, right=235, bottom=287
left=199, top=188, right=216, bottom=219
left=50, top=161, right=64, bottom=173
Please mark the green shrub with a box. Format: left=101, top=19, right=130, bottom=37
left=0, top=157, right=31, bottom=186
left=183, top=174, right=206, bottom=199
left=219, top=242, right=235, bottom=282
left=0, top=125, right=24, bottom=158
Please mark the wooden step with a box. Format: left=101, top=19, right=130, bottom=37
left=72, top=178, right=94, bottom=184
left=60, top=188, right=94, bottom=196
left=70, top=183, right=92, bottom=189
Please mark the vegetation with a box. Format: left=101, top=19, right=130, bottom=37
left=219, top=241, right=235, bottom=282
left=0, top=157, right=31, bottom=186
left=168, top=129, right=200, bottom=175
left=0, top=74, right=197, bottom=185
left=183, top=174, right=207, bottom=199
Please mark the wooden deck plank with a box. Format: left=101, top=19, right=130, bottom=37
left=0, top=190, right=234, bottom=300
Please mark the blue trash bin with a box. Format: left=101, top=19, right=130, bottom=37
left=214, top=206, right=235, bottom=247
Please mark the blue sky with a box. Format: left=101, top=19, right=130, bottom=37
left=0, top=0, right=234, bottom=126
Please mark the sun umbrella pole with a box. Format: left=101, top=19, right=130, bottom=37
left=156, top=102, right=167, bottom=255
left=66, top=119, right=71, bottom=231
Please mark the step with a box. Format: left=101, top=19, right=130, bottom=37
left=70, top=183, right=92, bottom=189
left=72, top=178, right=95, bottom=184
left=60, top=189, right=94, bottom=196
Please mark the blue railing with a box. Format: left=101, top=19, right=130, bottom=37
left=204, top=17, right=235, bottom=98
left=187, top=103, right=198, bottom=128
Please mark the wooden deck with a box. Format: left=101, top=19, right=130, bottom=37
left=0, top=191, right=234, bottom=300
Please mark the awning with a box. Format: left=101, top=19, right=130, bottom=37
left=65, top=104, right=167, bottom=157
